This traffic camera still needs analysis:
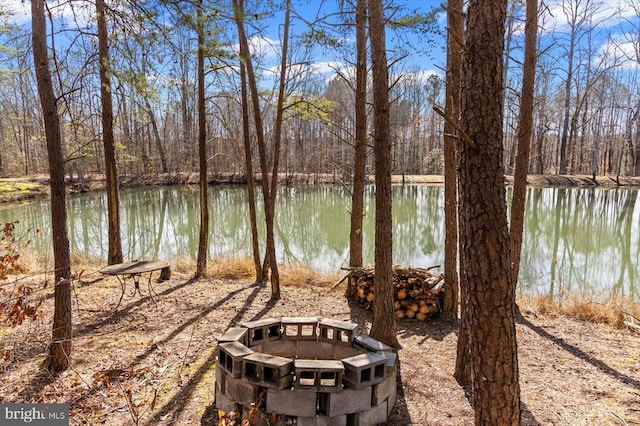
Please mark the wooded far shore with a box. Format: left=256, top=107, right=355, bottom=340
left=2, top=172, right=640, bottom=204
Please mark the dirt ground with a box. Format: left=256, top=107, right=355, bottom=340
left=1, top=268, right=639, bottom=426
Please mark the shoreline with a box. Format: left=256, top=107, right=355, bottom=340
left=2, top=172, right=640, bottom=204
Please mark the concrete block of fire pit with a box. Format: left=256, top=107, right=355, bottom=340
left=242, top=352, right=294, bottom=390
left=215, top=361, right=226, bottom=393
left=225, top=376, right=258, bottom=408
left=380, top=350, right=398, bottom=369
left=351, top=398, right=388, bottom=426
left=294, top=359, right=344, bottom=392
left=353, top=334, right=392, bottom=353
left=265, top=388, right=317, bottom=417
left=372, top=372, right=397, bottom=406
left=342, top=352, right=386, bottom=389
left=243, top=318, right=282, bottom=346
left=281, top=317, right=319, bottom=340
left=219, top=341, right=255, bottom=378
left=215, top=317, right=396, bottom=425
left=214, top=387, right=236, bottom=414
left=218, top=327, right=249, bottom=345
left=297, top=414, right=347, bottom=426
left=386, top=391, right=397, bottom=415
left=318, top=319, right=359, bottom=345
left=323, top=386, right=372, bottom=417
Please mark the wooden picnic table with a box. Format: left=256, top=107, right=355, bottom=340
left=99, top=260, right=170, bottom=308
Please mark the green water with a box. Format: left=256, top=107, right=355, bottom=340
left=0, top=185, right=637, bottom=299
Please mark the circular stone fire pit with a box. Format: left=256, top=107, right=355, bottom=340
left=215, top=317, right=397, bottom=426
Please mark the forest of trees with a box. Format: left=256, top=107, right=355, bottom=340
left=4, top=1, right=637, bottom=422
left=1, top=0, right=639, bottom=181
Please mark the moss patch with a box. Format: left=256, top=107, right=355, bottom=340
left=0, top=180, right=47, bottom=203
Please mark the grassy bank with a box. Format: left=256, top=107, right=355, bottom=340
left=5, top=252, right=638, bottom=330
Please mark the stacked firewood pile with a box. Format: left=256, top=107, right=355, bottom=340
left=343, top=266, right=445, bottom=320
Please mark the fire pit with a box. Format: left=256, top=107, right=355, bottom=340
left=215, top=317, right=397, bottom=425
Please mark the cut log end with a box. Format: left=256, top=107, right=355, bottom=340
left=344, top=265, right=445, bottom=321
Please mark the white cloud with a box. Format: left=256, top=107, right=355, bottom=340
left=247, top=35, right=280, bottom=59
left=599, top=34, right=640, bottom=67
left=396, top=69, right=442, bottom=83
left=308, top=61, right=347, bottom=75
left=542, top=0, right=638, bottom=32
left=2, top=0, right=95, bottom=29
left=2, top=0, right=30, bottom=24
left=266, top=61, right=345, bottom=80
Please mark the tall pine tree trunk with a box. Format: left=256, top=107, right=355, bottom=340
left=97, top=0, right=123, bottom=265
left=32, top=0, right=72, bottom=373
left=368, top=0, right=399, bottom=349
left=349, top=0, right=367, bottom=268
left=458, top=1, right=521, bottom=423
left=510, top=0, right=538, bottom=288
left=443, top=0, right=462, bottom=322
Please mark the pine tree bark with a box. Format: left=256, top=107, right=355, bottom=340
left=97, top=0, right=123, bottom=265
left=349, top=0, right=367, bottom=268
left=445, top=0, right=472, bottom=386
left=442, top=0, right=462, bottom=322
left=368, top=0, right=399, bottom=349
left=32, top=0, right=72, bottom=372
left=510, top=0, right=538, bottom=286
left=458, top=1, right=521, bottom=424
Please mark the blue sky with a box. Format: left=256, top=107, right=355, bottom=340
left=255, top=0, right=447, bottom=78
left=3, top=0, right=446, bottom=75
left=4, top=0, right=638, bottom=84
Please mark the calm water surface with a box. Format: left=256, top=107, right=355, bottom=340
left=1, top=185, right=637, bottom=299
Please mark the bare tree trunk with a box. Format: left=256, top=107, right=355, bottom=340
left=195, top=0, right=208, bottom=278
left=239, top=62, right=262, bottom=280
left=443, top=0, right=462, bottom=322
left=591, top=104, right=604, bottom=181
left=459, top=1, right=521, bottom=423
left=624, top=98, right=639, bottom=177
left=368, top=0, right=399, bottom=349
left=32, top=0, right=72, bottom=373
left=503, top=0, right=518, bottom=174
left=144, top=98, right=169, bottom=174
left=233, top=0, right=269, bottom=284
left=349, top=0, right=367, bottom=269
left=264, top=0, right=293, bottom=300
left=510, top=0, right=538, bottom=287
left=97, top=0, right=123, bottom=265
left=0, top=114, right=4, bottom=176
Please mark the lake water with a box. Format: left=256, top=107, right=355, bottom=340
left=0, top=185, right=637, bottom=299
